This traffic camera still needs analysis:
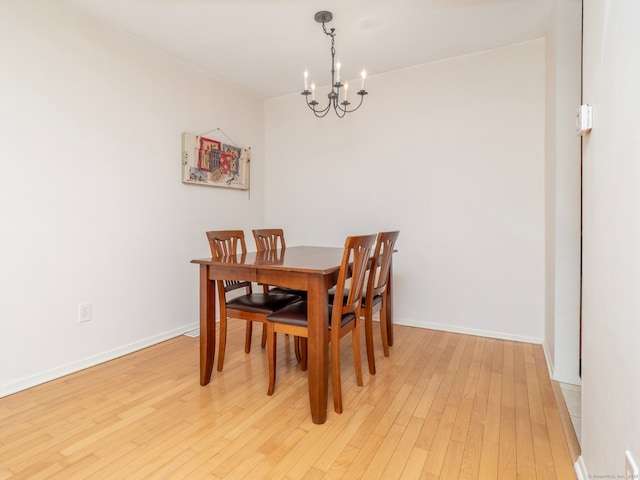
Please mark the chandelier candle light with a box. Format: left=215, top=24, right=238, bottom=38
left=301, top=11, right=368, bottom=118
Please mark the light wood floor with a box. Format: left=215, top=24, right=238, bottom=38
left=0, top=322, right=576, bottom=479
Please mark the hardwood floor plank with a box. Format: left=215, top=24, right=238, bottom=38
left=361, top=422, right=407, bottom=479
left=543, top=404, right=577, bottom=480
left=524, top=343, right=546, bottom=426
left=531, top=421, right=558, bottom=480
left=61, top=441, right=140, bottom=480
left=439, top=439, right=466, bottom=479
left=459, top=337, right=493, bottom=479
left=498, top=342, right=518, bottom=479
left=308, top=404, right=374, bottom=472
left=477, top=369, right=502, bottom=478
left=249, top=427, right=308, bottom=478
left=514, top=343, right=537, bottom=479
left=421, top=335, right=478, bottom=477
left=459, top=421, right=484, bottom=480
left=400, top=446, right=429, bottom=478
left=380, top=416, right=424, bottom=480
left=319, top=444, right=360, bottom=479
left=414, top=334, right=467, bottom=451
left=341, top=432, right=386, bottom=479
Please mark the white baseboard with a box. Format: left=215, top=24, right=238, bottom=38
left=0, top=323, right=198, bottom=399
left=574, top=455, right=588, bottom=480
left=394, top=317, right=543, bottom=345
left=542, top=339, right=554, bottom=378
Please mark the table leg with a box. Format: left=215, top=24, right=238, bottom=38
left=385, top=260, right=394, bottom=347
left=199, top=264, right=216, bottom=386
left=306, top=275, right=329, bottom=424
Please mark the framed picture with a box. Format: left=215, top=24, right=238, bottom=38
left=181, top=132, right=250, bottom=190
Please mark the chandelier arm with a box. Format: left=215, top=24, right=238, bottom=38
left=305, top=96, right=333, bottom=117
left=336, top=91, right=366, bottom=114
left=312, top=105, right=332, bottom=117
left=312, top=104, right=333, bottom=118
left=314, top=109, right=332, bottom=118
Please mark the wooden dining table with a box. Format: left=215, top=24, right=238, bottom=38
left=191, top=245, right=394, bottom=425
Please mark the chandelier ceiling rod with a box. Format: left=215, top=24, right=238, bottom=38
left=301, top=11, right=368, bottom=118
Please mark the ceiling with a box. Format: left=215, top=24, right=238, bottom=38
left=66, top=0, right=553, bottom=100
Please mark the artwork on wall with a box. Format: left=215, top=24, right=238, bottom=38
left=181, top=131, right=250, bottom=190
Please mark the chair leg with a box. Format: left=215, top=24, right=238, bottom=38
left=294, top=335, right=302, bottom=362
left=245, top=321, right=253, bottom=353
left=300, top=338, right=308, bottom=371
left=352, top=321, right=363, bottom=387
left=217, top=316, right=228, bottom=371
left=267, top=324, right=276, bottom=395
left=380, top=300, right=390, bottom=357
left=261, top=324, right=267, bottom=348
left=364, top=308, right=376, bottom=375
left=331, top=335, right=343, bottom=413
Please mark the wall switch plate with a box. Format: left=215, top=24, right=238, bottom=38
left=78, top=303, right=92, bottom=323
left=626, top=450, right=639, bottom=479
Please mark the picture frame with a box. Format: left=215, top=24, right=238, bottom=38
left=181, top=132, right=250, bottom=190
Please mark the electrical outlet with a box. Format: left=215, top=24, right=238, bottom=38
left=78, top=303, right=92, bottom=323
left=626, top=450, right=639, bottom=479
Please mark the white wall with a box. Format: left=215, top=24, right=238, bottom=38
left=544, top=0, right=582, bottom=385
left=581, top=0, right=640, bottom=476
left=265, top=40, right=546, bottom=342
left=0, top=0, right=265, bottom=396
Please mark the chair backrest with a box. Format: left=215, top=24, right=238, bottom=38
left=366, top=231, right=400, bottom=298
left=206, top=230, right=247, bottom=258
left=205, top=230, right=250, bottom=294
left=333, top=234, right=377, bottom=324
left=252, top=228, right=286, bottom=251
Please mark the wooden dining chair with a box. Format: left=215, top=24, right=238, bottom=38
left=252, top=228, right=307, bottom=298
left=252, top=228, right=306, bottom=359
left=328, top=231, right=399, bottom=375
left=265, top=233, right=376, bottom=414
left=361, top=230, right=400, bottom=375
left=205, top=230, right=302, bottom=371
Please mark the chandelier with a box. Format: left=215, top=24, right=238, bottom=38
left=301, top=11, right=368, bottom=118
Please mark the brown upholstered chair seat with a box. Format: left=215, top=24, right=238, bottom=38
left=329, top=288, right=382, bottom=309
left=226, top=292, right=301, bottom=314
left=267, top=286, right=308, bottom=299
left=364, top=294, right=383, bottom=308
left=267, top=301, right=356, bottom=329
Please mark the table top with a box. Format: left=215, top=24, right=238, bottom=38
left=191, top=245, right=346, bottom=275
